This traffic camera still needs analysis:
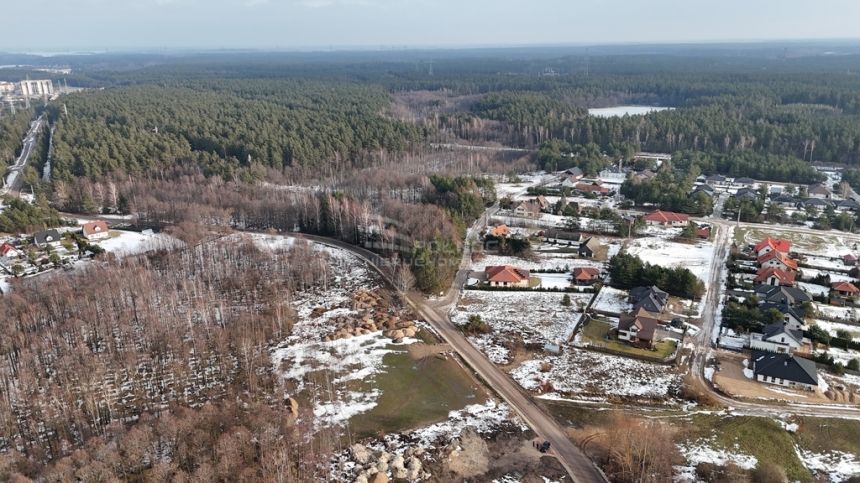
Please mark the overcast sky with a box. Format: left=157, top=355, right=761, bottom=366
left=4, top=0, right=860, bottom=52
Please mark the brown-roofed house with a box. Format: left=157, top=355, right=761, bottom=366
left=757, top=250, right=798, bottom=272
left=831, top=281, right=860, bottom=298
left=485, top=265, right=530, bottom=288
left=642, top=210, right=689, bottom=226
left=488, top=224, right=510, bottom=238
left=754, top=267, right=796, bottom=287
left=617, top=309, right=663, bottom=348
left=82, top=220, right=110, bottom=241
left=572, top=267, right=600, bottom=285
left=512, top=201, right=541, bottom=218
left=843, top=254, right=858, bottom=267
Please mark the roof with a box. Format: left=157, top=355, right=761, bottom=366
left=0, top=243, right=17, bottom=255
left=734, top=177, right=756, bottom=184
left=579, top=237, right=601, bottom=252
left=843, top=254, right=858, bottom=262
left=573, top=267, right=600, bottom=280
left=757, top=250, right=798, bottom=270
left=33, top=229, right=61, bottom=245
left=514, top=200, right=540, bottom=214
left=801, top=198, right=833, bottom=207
left=753, top=237, right=791, bottom=254
left=831, top=281, right=860, bottom=294
left=82, top=220, right=109, bottom=237
left=706, top=174, right=727, bottom=182
left=564, top=167, right=583, bottom=177
left=642, top=210, right=689, bottom=223
left=751, top=351, right=817, bottom=386
left=759, top=302, right=806, bottom=323
left=618, top=312, right=662, bottom=341
left=772, top=195, right=798, bottom=204
left=489, top=224, right=510, bottom=237
left=691, top=184, right=714, bottom=194
left=759, top=321, right=803, bottom=346
left=485, top=265, right=530, bottom=284
left=808, top=184, right=832, bottom=195
left=629, top=286, right=669, bottom=313
left=574, top=182, right=609, bottom=194
left=754, top=267, right=796, bottom=285
left=754, top=285, right=811, bottom=305
left=696, top=226, right=711, bottom=237
left=838, top=199, right=860, bottom=209
left=735, top=187, right=759, bottom=199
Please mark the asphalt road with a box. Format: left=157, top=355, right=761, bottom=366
left=290, top=230, right=608, bottom=483
left=2, top=114, right=44, bottom=195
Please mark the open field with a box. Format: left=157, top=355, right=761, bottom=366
left=735, top=226, right=856, bottom=256
left=626, top=237, right=715, bottom=285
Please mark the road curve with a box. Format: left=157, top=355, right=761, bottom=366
left=289, top=233, right=607, bottom=483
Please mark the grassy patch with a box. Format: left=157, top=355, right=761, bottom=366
left=794, top=417, right=860, bottom=456
left=540, top=399, right=616, bottom=429
left=734, top=226, right=839, bottom=252
left=347, top=351, right=487, bottom=438
left=681, top=414, right=811, bottom=482
left=581, top=320, right=677, bottom=360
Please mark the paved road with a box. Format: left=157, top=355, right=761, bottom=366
left=289, top=232, right=607, bottom=483
left=2, top=114, right=44, bottom=195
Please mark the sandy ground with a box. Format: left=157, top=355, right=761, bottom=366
left=713, top=351, right=829, bottom=403
left=407, top=342, right=452, bottom=359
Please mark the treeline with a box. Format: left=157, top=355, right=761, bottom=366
left=620, top=164, right=713, bottom=215
left=608, top=252, right=705, bottom=299
left=0, top=196, right=64, bottom=233
left=0, top=238, right=335, bottom=477
left=673, top=150, right=824, bottom=184
left=0, top=109, right=34, bottom=172
left=47, top=80, right=426, bottom=182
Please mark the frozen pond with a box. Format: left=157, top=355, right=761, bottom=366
left=588, top=105, right=672, bottom=117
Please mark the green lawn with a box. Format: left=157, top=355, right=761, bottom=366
left=347, top=350, right=487, bottom=438
left=682, top=414, right=811, bottom=482
left=580, top=320, right=677, bottom=360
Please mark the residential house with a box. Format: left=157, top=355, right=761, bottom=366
left=563, top=167, right=584, bottom=179
left=33, top=229, right=61, bottom=248
left=807, top=183, right=833, bottom=200
left=82, top=220, right=110, bottom=241
left=512, top=201, right=541, bottom=218
left=757, top=250, right=798, bottom=272
left=631, top=169, right=657, bottom=183
left=690, top=184, right=714, bottom=199
left=534, top=195, right=552, bottom=212
left=485, top=265, right=531, bottom=288
left=642, top=210, right=689, bottom=227
left=750, top=351, right=818, bottom=391
left=705, top=174, right=731, bottom=187
left=753, top=237, right=791, bottom=257
left=754, top=285, right=811, bottom=307
left=836, top=199, right=860, bottom=213
left=831, top=281, right=860, bottom=304
left=0, top=242, right=21, bottom=258
left=578, top=237, right=601, bottom=258
left=770, top=195, right=799, bottom=208
left=572, top=267, right=600, bottom=285
left=488, top=224, right=510, bottom=238
left=734, top=187, right=760, bottom=202
left=617, top=309, right=663, bottom=349
left=799, top=198, right=833, bottom=210
left=843, top=254, right=858, bottom=267
left=754, top=267, right=796, bottom=287
left=629, top=286, right=669, bottom=313
left=573, top=181, right=611, bottom=196
left=749, top=322, right=804, bottom=354
left=696, top=225, right=711, bottom=239
left=734, top=177, right=757, bottom=187
left=757, top=302, right=806, bottom=331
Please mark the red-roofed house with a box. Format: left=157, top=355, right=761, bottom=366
left=642, top=210, right=690, bottom=227
left=573, top=182, right=610, bottom=195
left=82, top=220, right=110, bottom=241
left=485, top=265, right=530, bottom=288
left=831, top=281, right=860, bottom=299
left=0, top=242, right=20, bottom=258
left=696, top=226, right=711, bottom=239
left=572, top=267, right=600, bottom=285
left=753, top=237, right=791, bottom=257
left=843, top=254, right=858, bottom=267
left=488, top=224, right=510, bottom=238
left=754, top=267, right=796, bottom=287
left=757, top=251, right=798, bottom=272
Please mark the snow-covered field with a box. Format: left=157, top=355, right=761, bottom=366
left=812, top=320, right=860, bottom=340
left=626, top=237, right=715, bottom=285
left=511, top=349, right=681, bottom=399
left=798, top=448, right=860, bottom=483
left=814, top=303, right=860, bottom=322
left=495, top=173, right=552, bottom=198
left=99, top=230, right=182, bottom=256
left=804, top=256, right=851, bottom=271
left=798, top=282, right=830, bottom=297
left=472, top=253, right=602, bottom=272
left=802, top=268, right=856, bottom=283
left=678, top=438, right=758, bottom=470
left=454, top=290, right=592, bottom=345
left=591, top=286, right=632, bottom=314
left=821, top=346, right=860, bottom=365
left=535, top=272, right=572, bottom=289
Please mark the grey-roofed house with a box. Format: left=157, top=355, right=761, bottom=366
left=750, top=351, right=818, bottom=391
left=734, top=177, right=757, bottom=187
left=578, top=236, right=601, bottom=258
left=705, top=174, right=730, bottom=186
left=629, top=285, right=669, bottom=314
left=807, top=183, right=833, bottom=200
left=749, top=321, right=804, bottom=354
left=754, top=285, right=811, bottom=307
left=33, top=229, right=61, bottom=247
left=836, top=198, right=860, bottom=212
left=734, top=187, right=760, bottom=202
left=691, top=184, right=714, bottom=198
left=800, top=198, right=833, bottom=209
left=758, top=302, right=806, bottom=330
left=770, top=195, right=799, bottom=208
